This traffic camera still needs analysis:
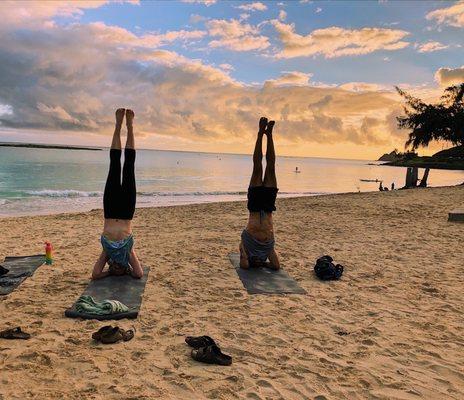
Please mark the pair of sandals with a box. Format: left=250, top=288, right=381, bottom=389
left=0, top=327, right=31, bottom=340
left=185, top=335, right=232, bottom=366
left=92, top=325, right=135, bottom=344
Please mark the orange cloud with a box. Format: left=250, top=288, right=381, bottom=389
left=206, top=19, right=270, bottom=51
left=235, top=2, right=267, bottom=12
left=272, top=20, right=410, bottom=58
left=426, top=1, right=464, bottom=28
left=434, top=66, right=464, bottom=86
left=417, top=41, right=449, bottom=53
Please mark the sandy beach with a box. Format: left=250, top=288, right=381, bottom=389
left=0, top=186, right=463, bottom=400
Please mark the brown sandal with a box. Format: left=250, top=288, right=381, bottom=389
left=92, top=325, right=113, bottom=342
left=100, top=327, right=135, bottom=344
left=0, top=327, right=31, bottom=340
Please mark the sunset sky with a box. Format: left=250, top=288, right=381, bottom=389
left=0, top=0, right=463, bottom=159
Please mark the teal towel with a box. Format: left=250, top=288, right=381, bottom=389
left=75, top=295, right=129, bottom=315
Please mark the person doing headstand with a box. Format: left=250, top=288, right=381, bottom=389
left=239, top=117, right=280, bottom=270
left=92, top=108, right=143, bottom=280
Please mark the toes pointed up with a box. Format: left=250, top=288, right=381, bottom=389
left=125, top=109, right=135, bottom=125
left=266, top=120, right=275, bottom=136
left=259, top=116, right=268, bottom=134
left=115, top=108, right=125, bottom=125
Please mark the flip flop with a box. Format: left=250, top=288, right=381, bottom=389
left=191, top=345, right=232, bottom=366
left=185, top=335, right=216, bottom=349
left=0, top=327, right=31, bottom=340
left=92, top=325, right=113, bottom=342
left=100, top=327, right=135, bottom=344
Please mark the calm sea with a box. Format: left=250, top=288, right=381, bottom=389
left=0, top=146, right=463, bottom=217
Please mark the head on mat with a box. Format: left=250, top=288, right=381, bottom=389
left=239, top=117, right=280, bottom=271
left=91, top=108, right=144, bottom=280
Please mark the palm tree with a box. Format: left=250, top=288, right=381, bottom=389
left=396, top=83, right=464, bottom=150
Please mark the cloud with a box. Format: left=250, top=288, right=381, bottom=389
left=265, top=71, right=313, bottom=86
left=235, top=2, right=267, bottom=11
left=219, top=63, right=234, bottom=72
left=0, top=104, right=13, bottom=116
left=0, top=1, right=419, bottom=154
left=189, top=14, right=207, bottom=24
left=426, top=1, right=464, bottom=28
left=0, top=19, right=403, bottom=148
left=181, top=0, right=217, bottom=6
left=272, top=21, right=410, bottom=58
left=416, top=41, right=449, bottom=53
left=278, top=10, right=287, bottom=22
left=434, top=66, right=464, bottom=86
left=206, top=19, right=270, bottom=51
left=338, top=82, right=388, bottom=92
left=0, top=0, right=138, bottom=29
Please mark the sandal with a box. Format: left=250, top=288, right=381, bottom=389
left=92, top=325, right=113, bottom=342
left=191, top=345, right=232, bottom=366
left=100, top=327, right=135, bottom=344
left=185, top=335, right=216, bottom=349
left=0, top=327, right=31, bottom=340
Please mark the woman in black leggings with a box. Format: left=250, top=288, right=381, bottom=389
left=92, top=108, right=143, bottom=279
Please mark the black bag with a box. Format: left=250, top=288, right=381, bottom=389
left=314, top=255, right=343, bottom=280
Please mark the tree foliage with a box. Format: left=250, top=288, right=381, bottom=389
left=396, top=83, right=464, bottom=150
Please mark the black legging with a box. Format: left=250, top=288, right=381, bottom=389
left=103, top=148, right=136, bottom=220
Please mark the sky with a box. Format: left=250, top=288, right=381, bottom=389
left=0, top=0, right=463, bottom=160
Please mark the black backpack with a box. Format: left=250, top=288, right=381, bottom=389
left=314, top=255, right=344, bottom=280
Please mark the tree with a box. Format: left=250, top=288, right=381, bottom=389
left=396, top=83, right=464, bottom=150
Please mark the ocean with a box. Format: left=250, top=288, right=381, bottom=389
left=0, top=146, right=463, bottom=217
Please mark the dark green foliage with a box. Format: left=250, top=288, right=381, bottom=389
left=396, top=83, right=464, bottom=150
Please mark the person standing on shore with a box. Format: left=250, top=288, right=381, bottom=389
left=239, top=117, right=280, bottom=270
left=91, top=108, right=143, bottom=280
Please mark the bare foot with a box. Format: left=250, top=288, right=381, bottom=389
left=126, top=109, right=135, bottom=126
left=258, top=116, right=268, bottom=134
left=115, top=108, right=125, bottom=125
left=266, top=120, right=275, bottom=136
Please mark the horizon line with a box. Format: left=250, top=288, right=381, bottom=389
left=0, top=139, right=375, bottom=162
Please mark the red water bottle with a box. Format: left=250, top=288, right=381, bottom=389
left=45, top=242, right=53, bottom=265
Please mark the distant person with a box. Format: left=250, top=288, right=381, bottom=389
left=92, top=108, right=143, bottom=280
left=391, top=182, right=395, bottom=190
left=239, top=117, right=280, bottom=270
left=379, top=182, right=384, bottom=191
left=295, top=166, right=300, bottom=173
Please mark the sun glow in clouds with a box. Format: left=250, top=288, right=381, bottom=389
left=0, top=0, right=462, bottom=159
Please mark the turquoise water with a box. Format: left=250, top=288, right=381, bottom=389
left=0, top=147, right=463, bottom=216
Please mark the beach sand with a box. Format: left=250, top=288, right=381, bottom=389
left=0, top=186, right=463, bottom=400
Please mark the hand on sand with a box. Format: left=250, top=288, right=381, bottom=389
left=115, top=108, right=125, bottom=125
left=266, top=120, right=275, bottom=136
left=259, top=117, right=268, bottom=134
left=126, top=109, right=135, bottom=126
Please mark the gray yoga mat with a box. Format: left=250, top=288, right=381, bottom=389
left=228, top=253, right=306, bottom=295
left=0, top=255, right=46, bottom=296
left=65, top=266, right=150, bottom=320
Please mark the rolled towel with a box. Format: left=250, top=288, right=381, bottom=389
left=75, top=295, right=129, bottom=315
